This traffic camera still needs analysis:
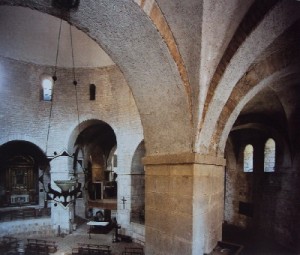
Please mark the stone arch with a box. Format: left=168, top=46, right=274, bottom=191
left=68, top=118, right=117, bottom=155
left=213, top=18, right=300, bottom=156
left=196, top=1, right=300, bottom=154
left=0, top=135, right=46, bottom=152
left=0, top=2, right=192, bottom=156
left=217, top=67, right=300, bottom=157
left=70, top=119, right=117, bottom=215
left=0, top=140, right=49, bottom=207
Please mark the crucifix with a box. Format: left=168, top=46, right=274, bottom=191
left=121, top=196, right=127, bottom=209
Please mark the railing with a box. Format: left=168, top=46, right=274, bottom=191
left=0, top=207, right=51, bottom=222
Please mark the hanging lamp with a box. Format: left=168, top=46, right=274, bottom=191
left=41, top=2, right=82, bottom=207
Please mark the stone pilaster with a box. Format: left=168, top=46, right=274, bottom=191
left=143, top=153, right=225, bottom=255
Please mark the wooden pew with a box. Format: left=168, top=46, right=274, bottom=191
left=76, top=243, right=111, bottom=255
left=26, top=238, right=57, bottom=254
left=122, top=247, right=144, bottom=255
left=0, top=236, right=18, bottom=253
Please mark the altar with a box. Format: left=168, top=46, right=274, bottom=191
left=87, top=221, right=111, bottom=238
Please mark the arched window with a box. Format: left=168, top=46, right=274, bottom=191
left=243, top=144, right=254, bottom=172
left=89, top=84, right=96, bottom=100
left=264, top=138, right=275, bottom=172
left=41, top=76, right=53, bottom=101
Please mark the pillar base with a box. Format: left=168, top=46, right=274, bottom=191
left=143, top=153, right=225, bottom=255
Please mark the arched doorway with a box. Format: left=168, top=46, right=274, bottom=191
left=0, top=140, right=49, bottom=207
left=74, top=120, right=117, bottom=219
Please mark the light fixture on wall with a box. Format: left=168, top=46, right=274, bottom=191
left=40, top=2, right=82, bottom=208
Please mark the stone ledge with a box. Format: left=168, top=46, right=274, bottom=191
left=143, top=153, right=226, bottom=166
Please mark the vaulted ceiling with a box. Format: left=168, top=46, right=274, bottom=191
left=0, top=0, right=299, bottom=157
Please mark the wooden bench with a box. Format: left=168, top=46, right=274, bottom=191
left=0, top=236, right=18, bottom=252
left=10, top=208, right=36, bottom=220
left=27, top=238, right=57, bottom=253
left=73, top=243, right=111, bottom=255
left=26, top=243, right=49, bottom=255
left=122, top=247, right=144, bottom=255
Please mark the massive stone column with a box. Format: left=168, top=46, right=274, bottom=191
left=144, top=153, right=225, bottom=255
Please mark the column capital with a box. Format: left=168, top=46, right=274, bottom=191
left=143, top=152, right=226, bottom=166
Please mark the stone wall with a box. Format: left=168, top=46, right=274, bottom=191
left=0, top=55, right=144, bottom=237
left=224, top=130, right=300, bottom=251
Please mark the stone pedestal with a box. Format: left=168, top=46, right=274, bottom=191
left=143, top=153, right=225, bottom=255
left=51, top=202, right=74, bottom=235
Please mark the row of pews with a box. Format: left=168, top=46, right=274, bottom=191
left=72, top=243, right=111, bottom=255
left=122, top=247, right=144, bottom=255
left=0, top=234, right=143, bottom=255
left=0, top=207, right=51, bottom=221
left=0, top=236, right=58, bottom=255
left=71, top=243, right=144, bottom=255
left=25, top=238, right=58, bottom=254
left=0, top=236, right=18, bottom=254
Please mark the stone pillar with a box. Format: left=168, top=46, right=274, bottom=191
left=117, top=174, right=131, bottom=232
left=50, top=155, right=74, bottom=235
left=143, top=153, right=225, bottom=255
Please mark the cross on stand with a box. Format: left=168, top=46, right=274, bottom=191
left=121, top=196, right=127, bottom=209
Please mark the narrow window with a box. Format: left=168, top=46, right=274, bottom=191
left=41, top=76, right=53, bottom=101
left=264, top=138, right=275, bottom=172
left=243, top=144, right=253, bottom=172
left=89, top=84, right=96, bottom=100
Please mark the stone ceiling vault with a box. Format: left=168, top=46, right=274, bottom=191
left=0, top=0, right=300, bottom=157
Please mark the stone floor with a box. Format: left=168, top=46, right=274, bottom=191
left=13, top=221, right=144, bottom=255
left=222, top=224, right=297, bottom=255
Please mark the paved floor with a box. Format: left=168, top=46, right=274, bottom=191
left=222, top=224, right=297, bottom=255
left=15, top=221, right=144, bottom=255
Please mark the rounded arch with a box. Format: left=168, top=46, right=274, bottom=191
left=217, top=67, right=300, bottom=157
left=243, top=144, right=254, bottom=173
left=0, top=3, right=192, bottom=156
left=68, top=119, right=117, bottom=154
left=196, top=2, right=300, bottom=154
left=0, top=135, right=46, bottom=153
left=232, top=123, right=291, bottom=168
left=264, top=138, right=276, bottom=172
left=0, top=140, right=49, bottom=169
left=70, top=119, right=117, bottom=206
left=0, top=140, right=49, bottom=207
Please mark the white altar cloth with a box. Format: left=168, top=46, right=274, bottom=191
left=87, top=221, right=109, bottom=226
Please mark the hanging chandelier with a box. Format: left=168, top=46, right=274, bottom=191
left=41, top=4, right=82, bottom=208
